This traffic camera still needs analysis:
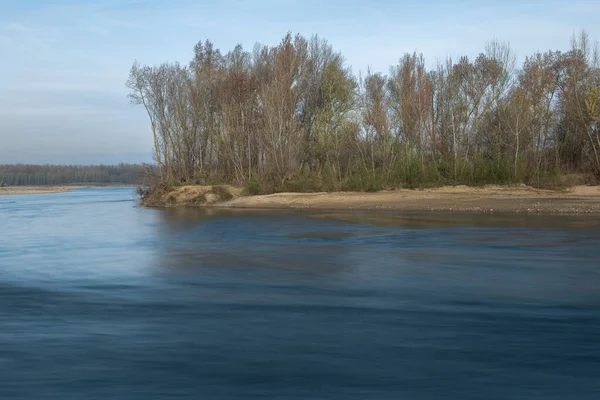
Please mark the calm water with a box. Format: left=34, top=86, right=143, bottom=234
left=1, top=188, right=599, bottom=399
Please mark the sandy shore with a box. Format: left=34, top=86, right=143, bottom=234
left=0, top=186, right=73, bottom=195
left=144, top=184, right=600, bottom=214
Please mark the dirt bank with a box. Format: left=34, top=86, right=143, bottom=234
left=0, top=186, right=73, bottom=195
left=142, top=184, right=600, bottom=214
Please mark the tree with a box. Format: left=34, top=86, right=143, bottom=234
left=126, top=31, right=600, bottom=193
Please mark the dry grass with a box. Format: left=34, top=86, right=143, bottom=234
left=141, top=184, right=243, bottom=207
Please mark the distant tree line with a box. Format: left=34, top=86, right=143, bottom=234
left=0, top=164, right=144, bottom=186
left=127, top=31, right=600, bottom=193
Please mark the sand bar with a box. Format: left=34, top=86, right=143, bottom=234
left=144, top=185, right=600, bottom=214
left=0, top=186, right=73, bottom=195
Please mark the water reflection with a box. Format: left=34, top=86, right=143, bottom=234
left=150, top=207, right=600, bottom=307
left=154, top=208, right=355, bottom=276
left=311, top=210, right=600, bottom=228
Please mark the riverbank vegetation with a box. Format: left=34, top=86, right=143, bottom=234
left=128, top=31, right=600, bottom=198
left=0, top=164, right=144, bottom=186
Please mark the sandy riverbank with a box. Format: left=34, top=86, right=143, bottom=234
left=143, top=184, right=600, bottom=214
left=0, top=186, right=74, bottom=195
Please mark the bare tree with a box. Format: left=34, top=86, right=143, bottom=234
left=127, top=31, right=600, bottom=192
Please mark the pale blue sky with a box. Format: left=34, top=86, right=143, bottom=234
left=1, top=0, right=599, bottom=164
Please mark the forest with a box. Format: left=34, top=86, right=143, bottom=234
left=0, top=164, right=143, bottom=186
left=127, top=31, right=600, bottom=194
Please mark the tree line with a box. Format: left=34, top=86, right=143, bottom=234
left=127, top=31, right=600, bottom=193
left=0, top=164, right=143, bottom=186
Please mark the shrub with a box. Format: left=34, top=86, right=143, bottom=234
left=244, top=180, right=261, bottom=196
left=136, top=186, right=150, bottom=198
left=342, top=171, right=383, bottom=192
left=211, top=185, right=234, bottom=201
left=281, top=175, right=321, bottom=193
left=191, top=193, right=207, bottom=205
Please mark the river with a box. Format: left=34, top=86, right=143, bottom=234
left=1, top=187, right=599, bottom=399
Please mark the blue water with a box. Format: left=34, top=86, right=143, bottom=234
left=1, top=187, right=599, bottom=399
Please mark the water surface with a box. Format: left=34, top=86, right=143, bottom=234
left=1, top=188, right=599, bottom=399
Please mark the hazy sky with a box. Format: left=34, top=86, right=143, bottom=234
left=1, top=0, right=599, bottom=165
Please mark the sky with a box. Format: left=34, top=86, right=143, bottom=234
left=1, top=0, right=599, bottom=165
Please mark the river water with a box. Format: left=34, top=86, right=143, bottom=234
left=0, top=187, right=599, bottom=399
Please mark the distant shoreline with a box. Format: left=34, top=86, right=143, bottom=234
left=0, top=186, right=73, bottom=195
left=141, top=184, right=600, bottom=214
left=0, top=185, right=135, bottom=195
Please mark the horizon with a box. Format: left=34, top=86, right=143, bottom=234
left=1, top=0, right=600, bottom=165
